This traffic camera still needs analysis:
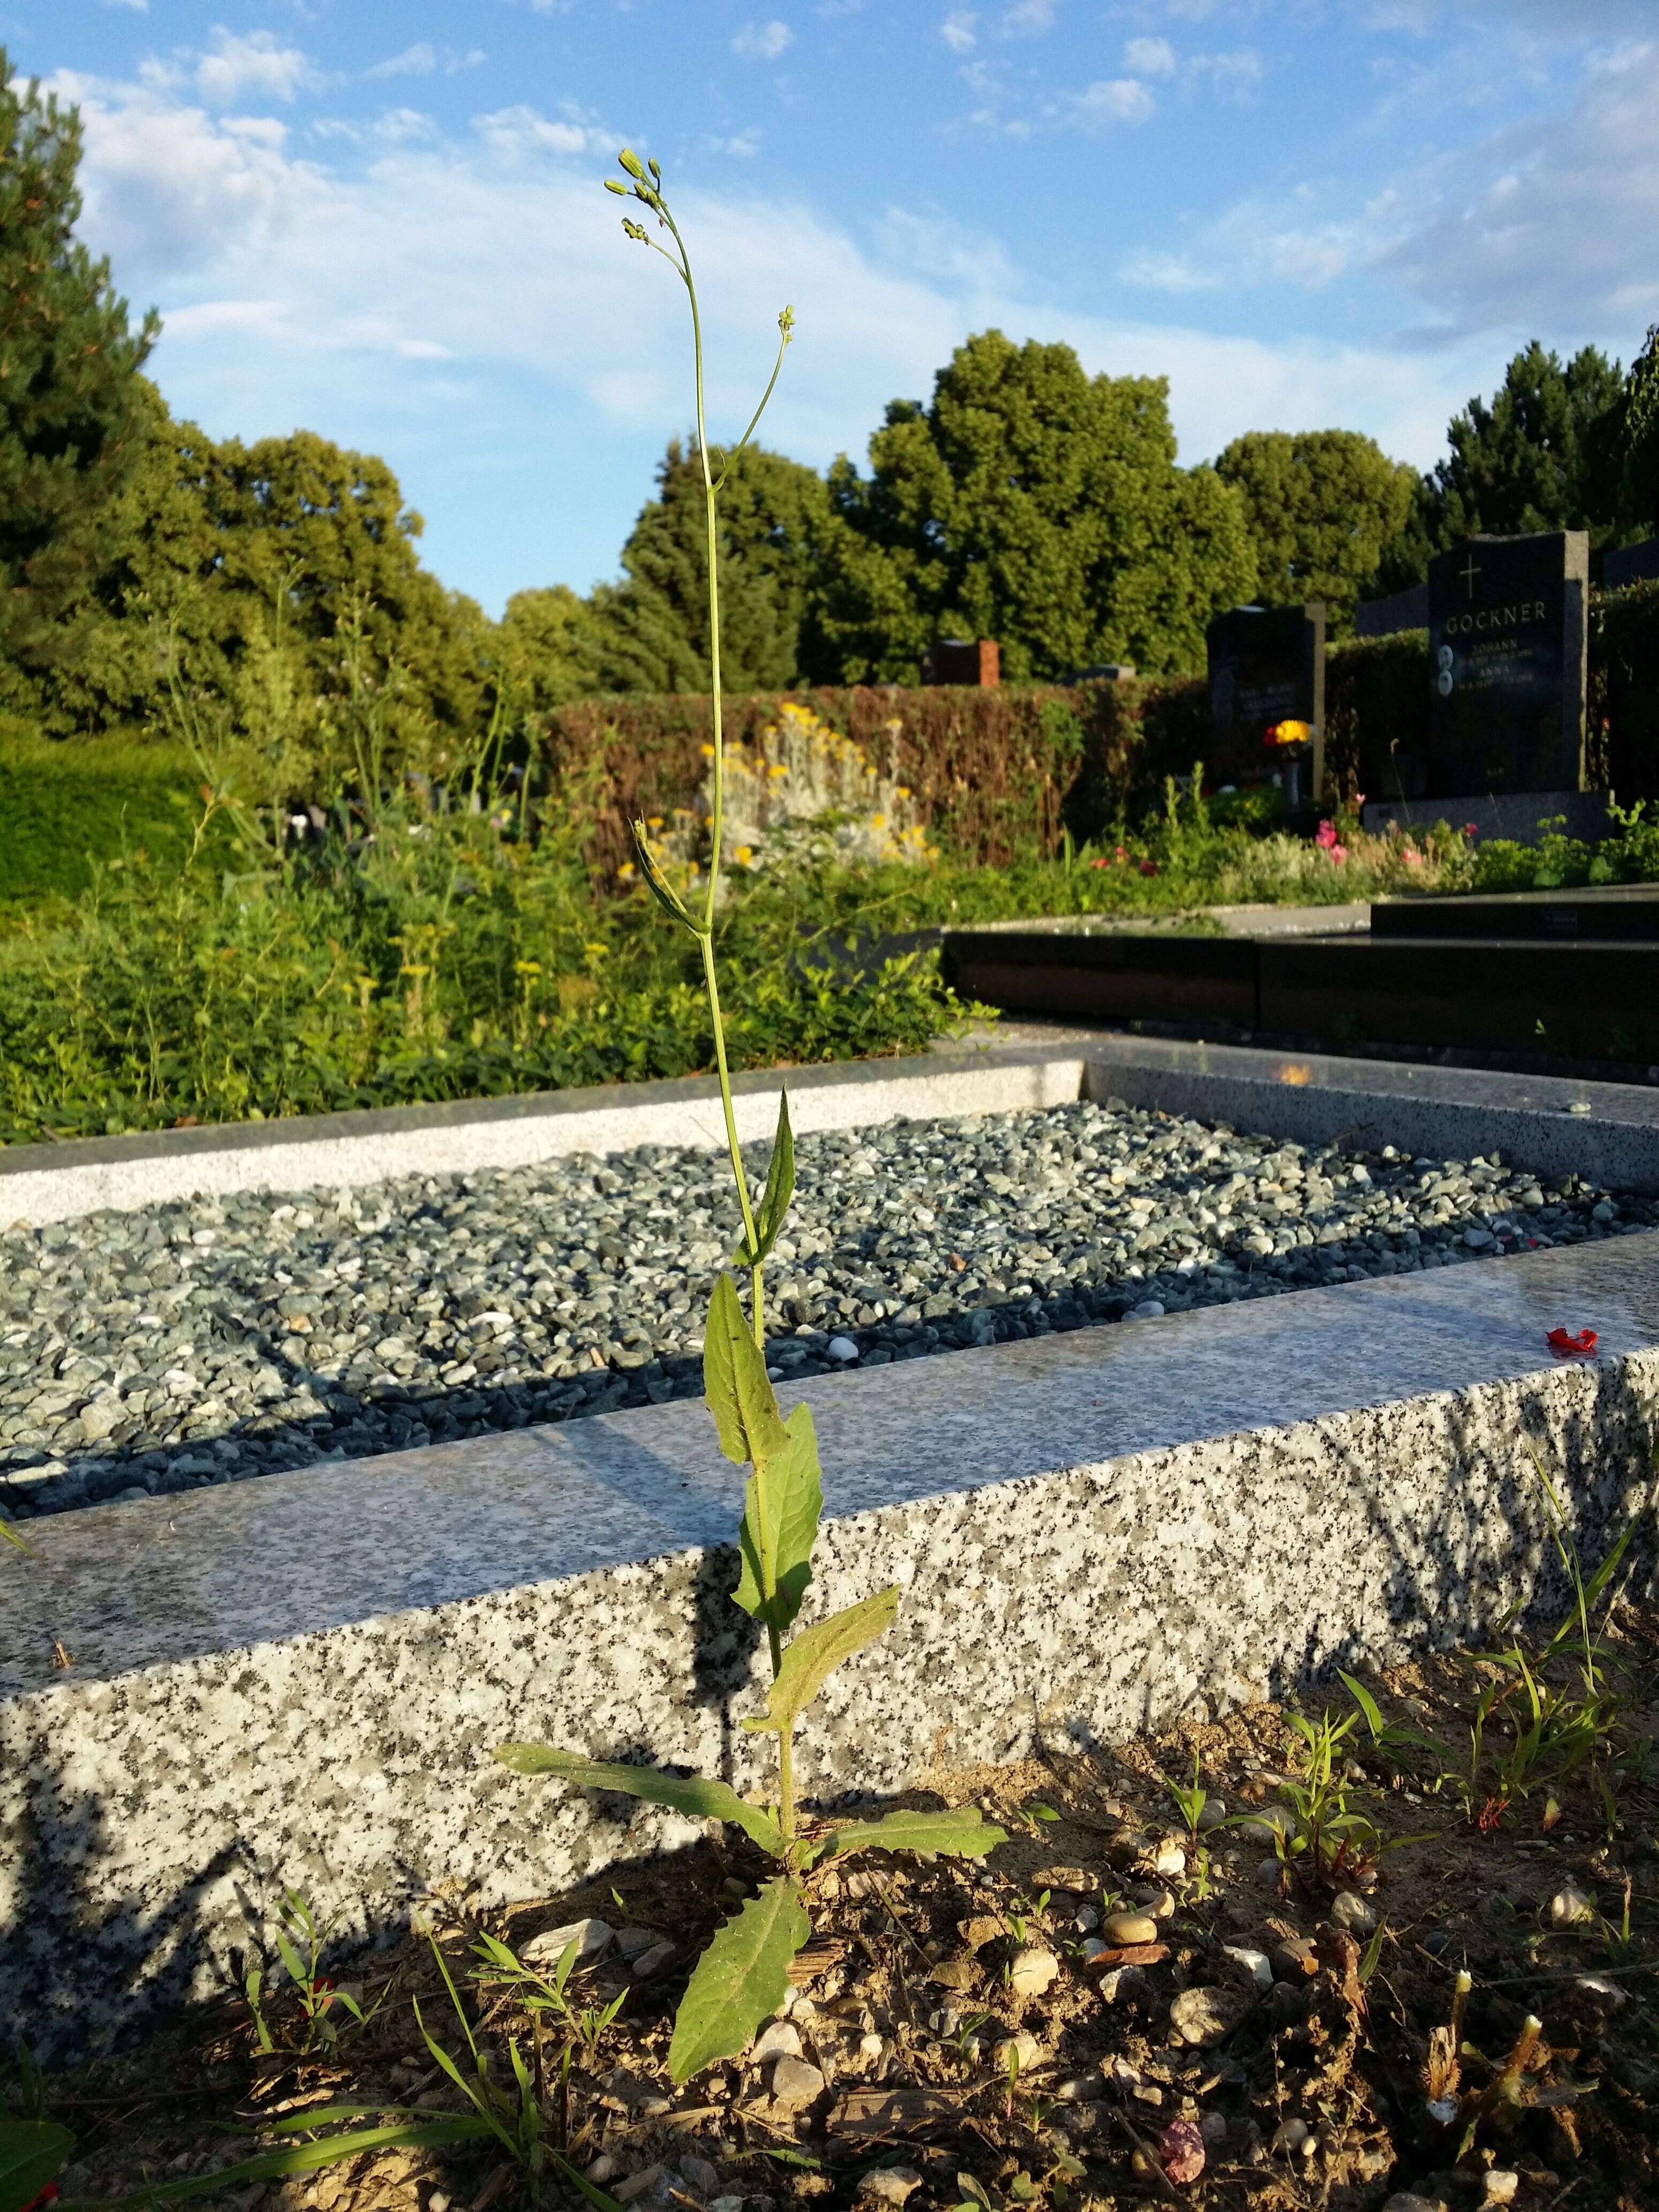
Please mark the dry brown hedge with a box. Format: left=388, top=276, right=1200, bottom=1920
left=540, top=677, right=1212, bottom=873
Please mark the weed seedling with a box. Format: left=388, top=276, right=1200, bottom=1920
left=494, top=151, right=1005, bottom=2085
left=243, top=1888, right=384, bottom=2057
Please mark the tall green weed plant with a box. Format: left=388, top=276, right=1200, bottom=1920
left=495, top=152, right=1005, bottom=2085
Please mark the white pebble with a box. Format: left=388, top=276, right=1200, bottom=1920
left=826, top=1335, right=859, bottom=1363
left=1008, top=1946, right=1061, bottom=1997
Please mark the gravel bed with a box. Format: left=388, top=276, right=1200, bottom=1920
left=2, top=1098, right=1653, bottom=1519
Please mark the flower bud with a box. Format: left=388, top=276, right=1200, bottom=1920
left=618, top=147, right=646, bottom=180
left=603, top=178, right=627, bottom=195
left=648, top=156, right=662, bottom=182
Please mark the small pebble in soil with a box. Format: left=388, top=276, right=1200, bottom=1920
left=1550, top=1882, right=1596, bottom=1926
left=1170, top=1985, right=1251, bottom=2047
left=1222, top=1944, right=1273, bottom=1990
left=1007, top=1946, right=1060, bottom=1997
left=1331, top=1889, right=1377, bottom=1934
left=1102, top=1910, right=1159, bottom=1945
left=7, top=1100, right=1650, bottom=1518
left=995, top=2031, right=1044, bottom=2071
left=770, top=2056, right=825, bottom=2106
left=751, top=2021, right=801, bottom=2062
left=1483, top=2174, right=1519, bottom=2206
left=856, top=2170, right=922, bottom=2207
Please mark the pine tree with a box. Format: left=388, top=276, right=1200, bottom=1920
left=589, top=438, right=828, bottom=694
left=0, top=53, right=158, bottom=677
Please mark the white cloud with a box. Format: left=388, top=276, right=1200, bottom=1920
left=731, top=20, right=794, bottom=61
left=705, top=130, right=763, bottom=157
left=940, top=11, right=978, bottom=53
left=472, top=104, right=611, bottom=159
left=1002, top=0, right=1054, bottom=32
left=1190, top=48, right=1264, bottom=99
left=1068, top=78, right=1157, bottom=126
left=50, top=55, right=1563, bottom=608
left=367, top=44, right=488, bottom=80
left=102, top=0, right=148, bottom=12
left=194, top=28, right=317, bottom=107
left=1380, top=39, right=1659, bottom=342
left=369, top=43, right=437, bottom=78
left=1118, top=248, right=1220, bottom=293
left=1124, top=36, right=1177, bottom=76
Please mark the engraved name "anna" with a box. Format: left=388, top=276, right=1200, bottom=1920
left=1443, top=600, right=1547, bottom=636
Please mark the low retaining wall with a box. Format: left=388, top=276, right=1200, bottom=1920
left=0, top=1049, right=1085, bottom=1227
left=4, top=1235, right=1657, bottom=2062
left=8, top=1030, right=1659, bottom=1227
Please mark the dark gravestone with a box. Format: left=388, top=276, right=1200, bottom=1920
left=1604, top=536, right=1659, bottom=591
left=1354, top=582, right=1428, bottom=638
left=1206, top=603, right=1325, bottom=791
left=1426, top=530, right=1588, bottom=797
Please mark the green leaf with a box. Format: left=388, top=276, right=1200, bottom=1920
left=54, top=2119, right=492, bottom=2209
left=1, top=2119, right=74, bottom=2212
left=734, top=1090, right=795, bottom=1268
left=732, top=1402, right=822, bottom=1635
left=703, top=1273, right=788, bottom=1469
left=815, top=1807, right=1008, bottom=1863
left=492, top=1746, right=785, bottom=1857
left=741, top=1587, right=899, bottom=1738
left=1337, top=1671, right=1386, bottom=1741
left=630, top=819, right=700, bottom=935
left=667, top=1876, right=811, bottom=2082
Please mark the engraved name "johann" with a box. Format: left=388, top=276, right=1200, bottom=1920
left=1442, top=600, right=1548, bottom=636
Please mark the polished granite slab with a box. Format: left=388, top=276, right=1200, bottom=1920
left=5, top=1236, right=1658, bottom=1694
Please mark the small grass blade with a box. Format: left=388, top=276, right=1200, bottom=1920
left=492, top=1747, right=786, bottom=1856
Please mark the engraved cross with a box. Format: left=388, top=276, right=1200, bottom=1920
left=1460, top=554, right=1480, bottom=598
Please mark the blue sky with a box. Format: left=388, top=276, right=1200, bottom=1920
left=15, top=1, right=1659, bottom=615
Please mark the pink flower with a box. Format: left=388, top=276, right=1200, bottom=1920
left=1328, top=842, right=1348, bottom=864
left=1463, top=821, right=1480, bottom=840
left=1315, top=820, right=1338, bottom=850
left=1403, top=847, right=1424, bottom=868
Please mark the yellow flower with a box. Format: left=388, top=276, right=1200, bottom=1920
left=617, top=862, right=636, bottom=879
left=646, top=814, right=663, bottom=828
left=734, top=844, right=754, bottom=865
left=700, top=743, right=716, bottom=759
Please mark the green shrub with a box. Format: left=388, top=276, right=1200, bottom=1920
left=0, top=728, right=205, bottom=906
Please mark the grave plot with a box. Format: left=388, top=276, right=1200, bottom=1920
left=3, top=1096, right=1654, bottom=1520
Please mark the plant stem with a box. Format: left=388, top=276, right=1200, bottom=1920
left=675, top=216, right=768, bottom=1349
left=778, top=1718, right=797, bottom=1842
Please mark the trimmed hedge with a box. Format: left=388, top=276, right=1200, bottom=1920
left=0, top=728, right=204, bottom=906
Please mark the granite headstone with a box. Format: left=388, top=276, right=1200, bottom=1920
left=1206, top=603, right=1326, bottom=790
left=1604, top=536, right=1659, bottom=591
left=1426, top=530, right=1588, bottom=797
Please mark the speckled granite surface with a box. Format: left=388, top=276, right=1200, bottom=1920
left=4, top=1235, right=1657, bottom=2060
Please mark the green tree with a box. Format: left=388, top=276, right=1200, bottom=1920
left=1377, top=342, right=1632, bottom=591
left=497, top=583, right=607, bottom=717
left=0, top=51, right=159, bottom=678
left=1214, top=428, right=1417, bottom=636
left=1615, top=323, right=1659, bottom=536
left=589, top=437, right=828, bottom=694
left=807, top=330, right=1256, bottom=682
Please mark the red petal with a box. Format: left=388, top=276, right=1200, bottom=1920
left=1160, top=2119, right=1206, bottom=2185
left=1546, top=1326, right=1599, bottom=1357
